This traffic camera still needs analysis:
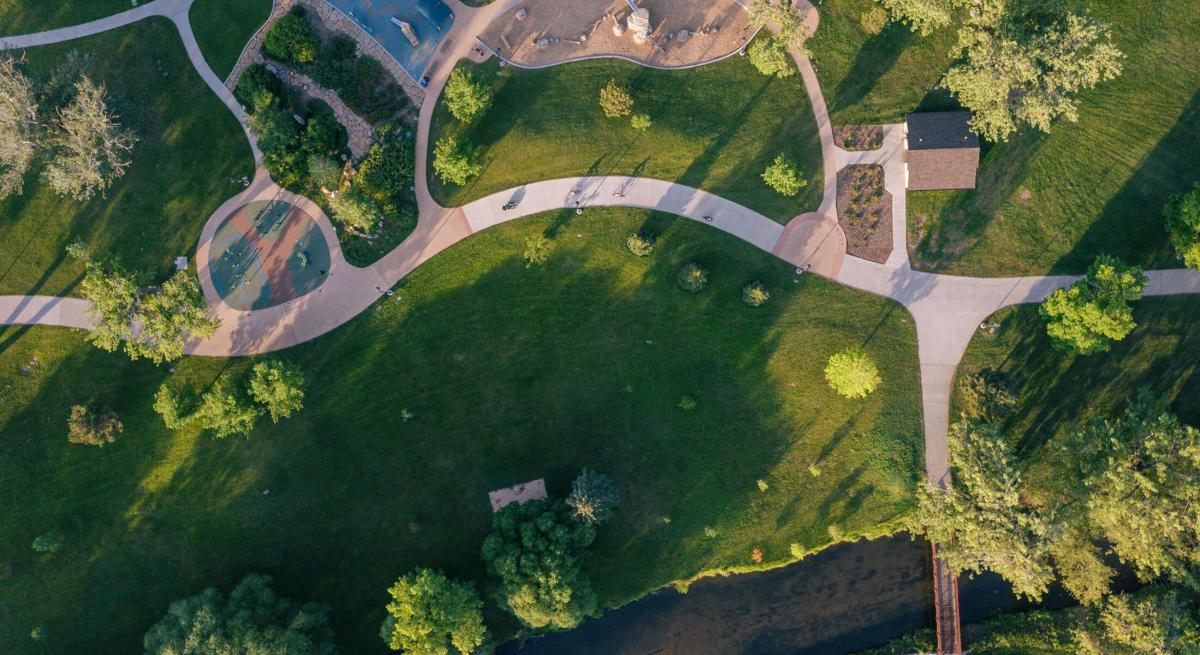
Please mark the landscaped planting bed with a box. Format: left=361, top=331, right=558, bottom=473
left=837, top=164, right=892, bottom=263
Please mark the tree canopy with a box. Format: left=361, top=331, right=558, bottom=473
left=42, top=75, right=136, bottom=200
left=599, top=79, right=634, bottom=118
left=1038, top=255, right=1147, bottom=355
left=912, top=420, right=1054, bottom=600
left=1164, top=181, right=1200, bottom=270
left=247, top=359, right=307, bottom=423
left=747, top=36, right=794, bottom=78
left=877, top=0, right=953, bottom=35
left=824, top=349, right=881, bottom=399
left=142, top=574, right=335, bottom=655
left=432, top=136, right=481, bottom=186
left=567, top=469, right=622, bottom=525
left=0, top=55, right=38, bottom=199
left=761, top=153, right=807, bottom=197
left=380, top=568, right=488, bottom=655
left=1074, top=588, right=1200, bottom=654
left=443, top=67, right=492, bottom=122
left=481, top=498, right=597, bottom=630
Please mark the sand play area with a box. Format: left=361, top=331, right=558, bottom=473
left=479, top=0, right=758, bottom=69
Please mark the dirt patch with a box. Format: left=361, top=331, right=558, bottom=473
left=834, top=125, right=883, bottom=151
left=1018, top=187, right=1033, bottom=202
left=837, top=165, right=892, bottom=263
left=479, top=0, right=757, bottom=68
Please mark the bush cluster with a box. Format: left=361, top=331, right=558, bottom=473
left=762, top=153, right=807, bottom=197
left=677, top=262, right=708, bottom=292
left=67, top=404, right=123, bottom=447
left=742, top=281, right=770, bottom=307
left=153, top=359, right=306, bottom=438
left=626, top=231, right=655, bottom=256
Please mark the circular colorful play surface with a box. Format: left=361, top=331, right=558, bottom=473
left=208, top=200, right=331, bottom=310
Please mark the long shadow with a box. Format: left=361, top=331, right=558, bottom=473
left=1050, top=88, right=1200, bottom=274
left=828, top=26, right=914, bottom=118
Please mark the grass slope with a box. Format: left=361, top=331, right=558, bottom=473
left=429, top=54, right=825, bottom=223
left=0, top=0, right=129, bottom=36
left=0, top=19, right=254, bottom=297
left=190, top=0, right=273, bottom=79
left=0, top=208, right=921, bottom=653
left=956, top=296, right=1200, bottom=504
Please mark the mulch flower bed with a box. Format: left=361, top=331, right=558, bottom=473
left=835, top=125, right=884, bottom=151
left=836, top=164, right=892, bottom=263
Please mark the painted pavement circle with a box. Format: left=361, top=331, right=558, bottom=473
left=208, top=199, right=331, bottom=310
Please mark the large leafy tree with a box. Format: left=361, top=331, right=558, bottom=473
left=1073, top=588, right=1200, bottom=654
left=943, top=7, right=1123, bottom=141
left=911, top=420, right=1054, bottom=600
left=1038, top=255, right=1147, bottom=355
left=42, top=75, right=136, bottom=200
left=748, top=1, right=813, bottom=57
left=0, top=55, right=38, bottom=199
left=143, top=574, right=335, bottom=654
left=443, top=67, right=492, bottom=122
left=380, top=568, right=488, bottom=655
left=1072, top=392, right=1200, bottom=587
left=247, top=359, right=307, bottom=423
left=481, top=498, right=597, bottom=630
left=432, top=136, right=481, bottom=186
left=747, top=36, right=794, bottom=78
left=1164, top=181, right=1200, bottom=270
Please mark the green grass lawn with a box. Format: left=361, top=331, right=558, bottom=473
left=429, top=53, right=825, bottom=223
left=0, top=207, right=922, bottom=653
left=190, top=0, right=273, bottom=79
left=807, top=0, right=958, bottom=125
left=0, top=18, right=254, bottom=297
left=955, top=296, right=1200, bottom=506
left=0, top=0, right=130, bottom=36
left=808, top=0, right=1200, bottom=277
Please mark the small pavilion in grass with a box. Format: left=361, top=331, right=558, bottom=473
left=905, top=111, right=980, bottom=191
left=488, top=478, right=547, bottom=512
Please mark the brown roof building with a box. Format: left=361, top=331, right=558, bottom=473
left=905, top=112, right=980, bottom=191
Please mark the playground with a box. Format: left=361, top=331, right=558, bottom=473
left=324, top=0, right=454, bottom=81
left=208, top=199, right=331, bottom=311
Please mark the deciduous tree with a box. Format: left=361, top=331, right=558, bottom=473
left=42, top=75, right=136, bottom=200
left=130, top=270, right=219, bottom=364
left=1039, top=255, right=1146, bottom=355
left=747, top=36, right=794, bottom=78
left=432, top=136, right=481, bottom=186
left=1164, top=181, right=1200, bottom=270
left=380, top=568, right=488, bottom=655
left=143, top=574, right=335, bottom=655
left=329, top=187, right=382, bottom=233
left=247, top=359, right=306, bottom=423
left=761, top=153, right=807, bottom=196
left=67, top=404, right=123, bottom=447
left=824, top=349, right=881, bottom=399
left=911, top=420, right=1054, bottom=600
left=0, top=55, right=38, bottom=198
left=193, top=381, right=260, bottom=438
left=598, top=79, right=633, bottom=118
left=1073, top=588, right=1200, bottom=654
left=876, top=0, right=953, bottom=35
left=443, top=67, right=492, bottom=122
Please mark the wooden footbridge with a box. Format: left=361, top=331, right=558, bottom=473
left=931, top=544, right=962, bottom=654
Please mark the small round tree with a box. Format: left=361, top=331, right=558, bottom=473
left=860, top=6, right=888, bottom=35
left=762, top=154, right=807, bottom=196
left=677, top=262, right=708, bottom=293
left=67, top=404, right=123, bottom=447
left=747, top=36, right=794, bottom=78
left=824, top=349, right=881, bottom=399
left=247, top=359, right=306, bottom=423
left=626, top=232, right=654, bottom=257
left=630, top=113, right=652, bottom=131
left=380, top=568, right=488, bottom=654
left=742, top=281, right=770, bottom=307
left=567, top=469, right=622, bottom=525
left=329, top=188, right=382, bottom=233
left=522, top=235, right=551, bottom=268
left=599, top=79, right=633, bottom=118
left=432, top=136, right=481, bottom=186
left=1038, top=255, right=1147, bottom=355
left=444, top=66, right=492, bottom=122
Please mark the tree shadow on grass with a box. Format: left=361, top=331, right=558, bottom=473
left=828, top=26, right=914, bottom=120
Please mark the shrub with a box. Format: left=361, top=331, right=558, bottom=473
left=522, top=234, right=551, bottom=268
left=599, top=79, right=633, bottom=118
left=747, top=35, right=794, bottom=78
left=329, top=187, right=382, bottom=233
left=630, top=113, right=652, bottom=131
left=756, top=479, right=769, bottom=492
left=310, top=34, right=357, bottom=91
left=67, top=404, right=123, bottom=447
left=432, top=136, right=481, bottom=186
left=677, top=262, right=708, bottom=292
left=380, top=568, right=488, bottom=654
left=247, top=359, right=306, bottom=423
left=481, top=499, right=597, bottom=630
left=762, top=154, right=807, bottom=196
left=193, top=382, right=260, bottom=438
left=860, top=6, right=889, bottom=35
left=348, top=56, right=406, bottom=122
left=958, top=368, right=1017, bottom=421
left=154, top=381, right=199, bottom=430
left=32, top=532, right=64, bottom=554
left=703, top=526, right=718, bottom=538
left=262, top=13, right=318, bottom=64
left=790, top=543, right=804, bottom=558
left=742, top=281, right=770, bottom=307
left=308, top=155, right=342, bottom=190
left=444, top=66, right=492, bottom=122
left=679, top=395, right=697, bottom=410
left=626, top=232, right=654, bottom=256
left=251, top=104, right=300, bottom=155
left=1164, top=181, right=1200, bottom=270
left=567, top=469, right=622, bottom=525
left=824, top=348, right=881, bottom=398
left=233, top=63, right=285, bottom=113
left=358, top=137, right=415, bottom=199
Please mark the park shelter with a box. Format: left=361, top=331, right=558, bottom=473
left=905, top=112, right=980, bottom=191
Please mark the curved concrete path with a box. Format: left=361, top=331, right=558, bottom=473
left=3, top=0, right=1200, bottom=499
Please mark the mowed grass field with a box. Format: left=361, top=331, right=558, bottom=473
left=810, top=0, right=1200, bottom=277
left=428, top=53, right=825, bottom=223
left=0, top=0, right=130, bottom=36
left=955, top=296, right=1200, bottom=507
left=0, top=208, right=923, bottom=653
left=0, top=19, right=254, bottom=297
left=190, top=0, right=273, bottom=79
